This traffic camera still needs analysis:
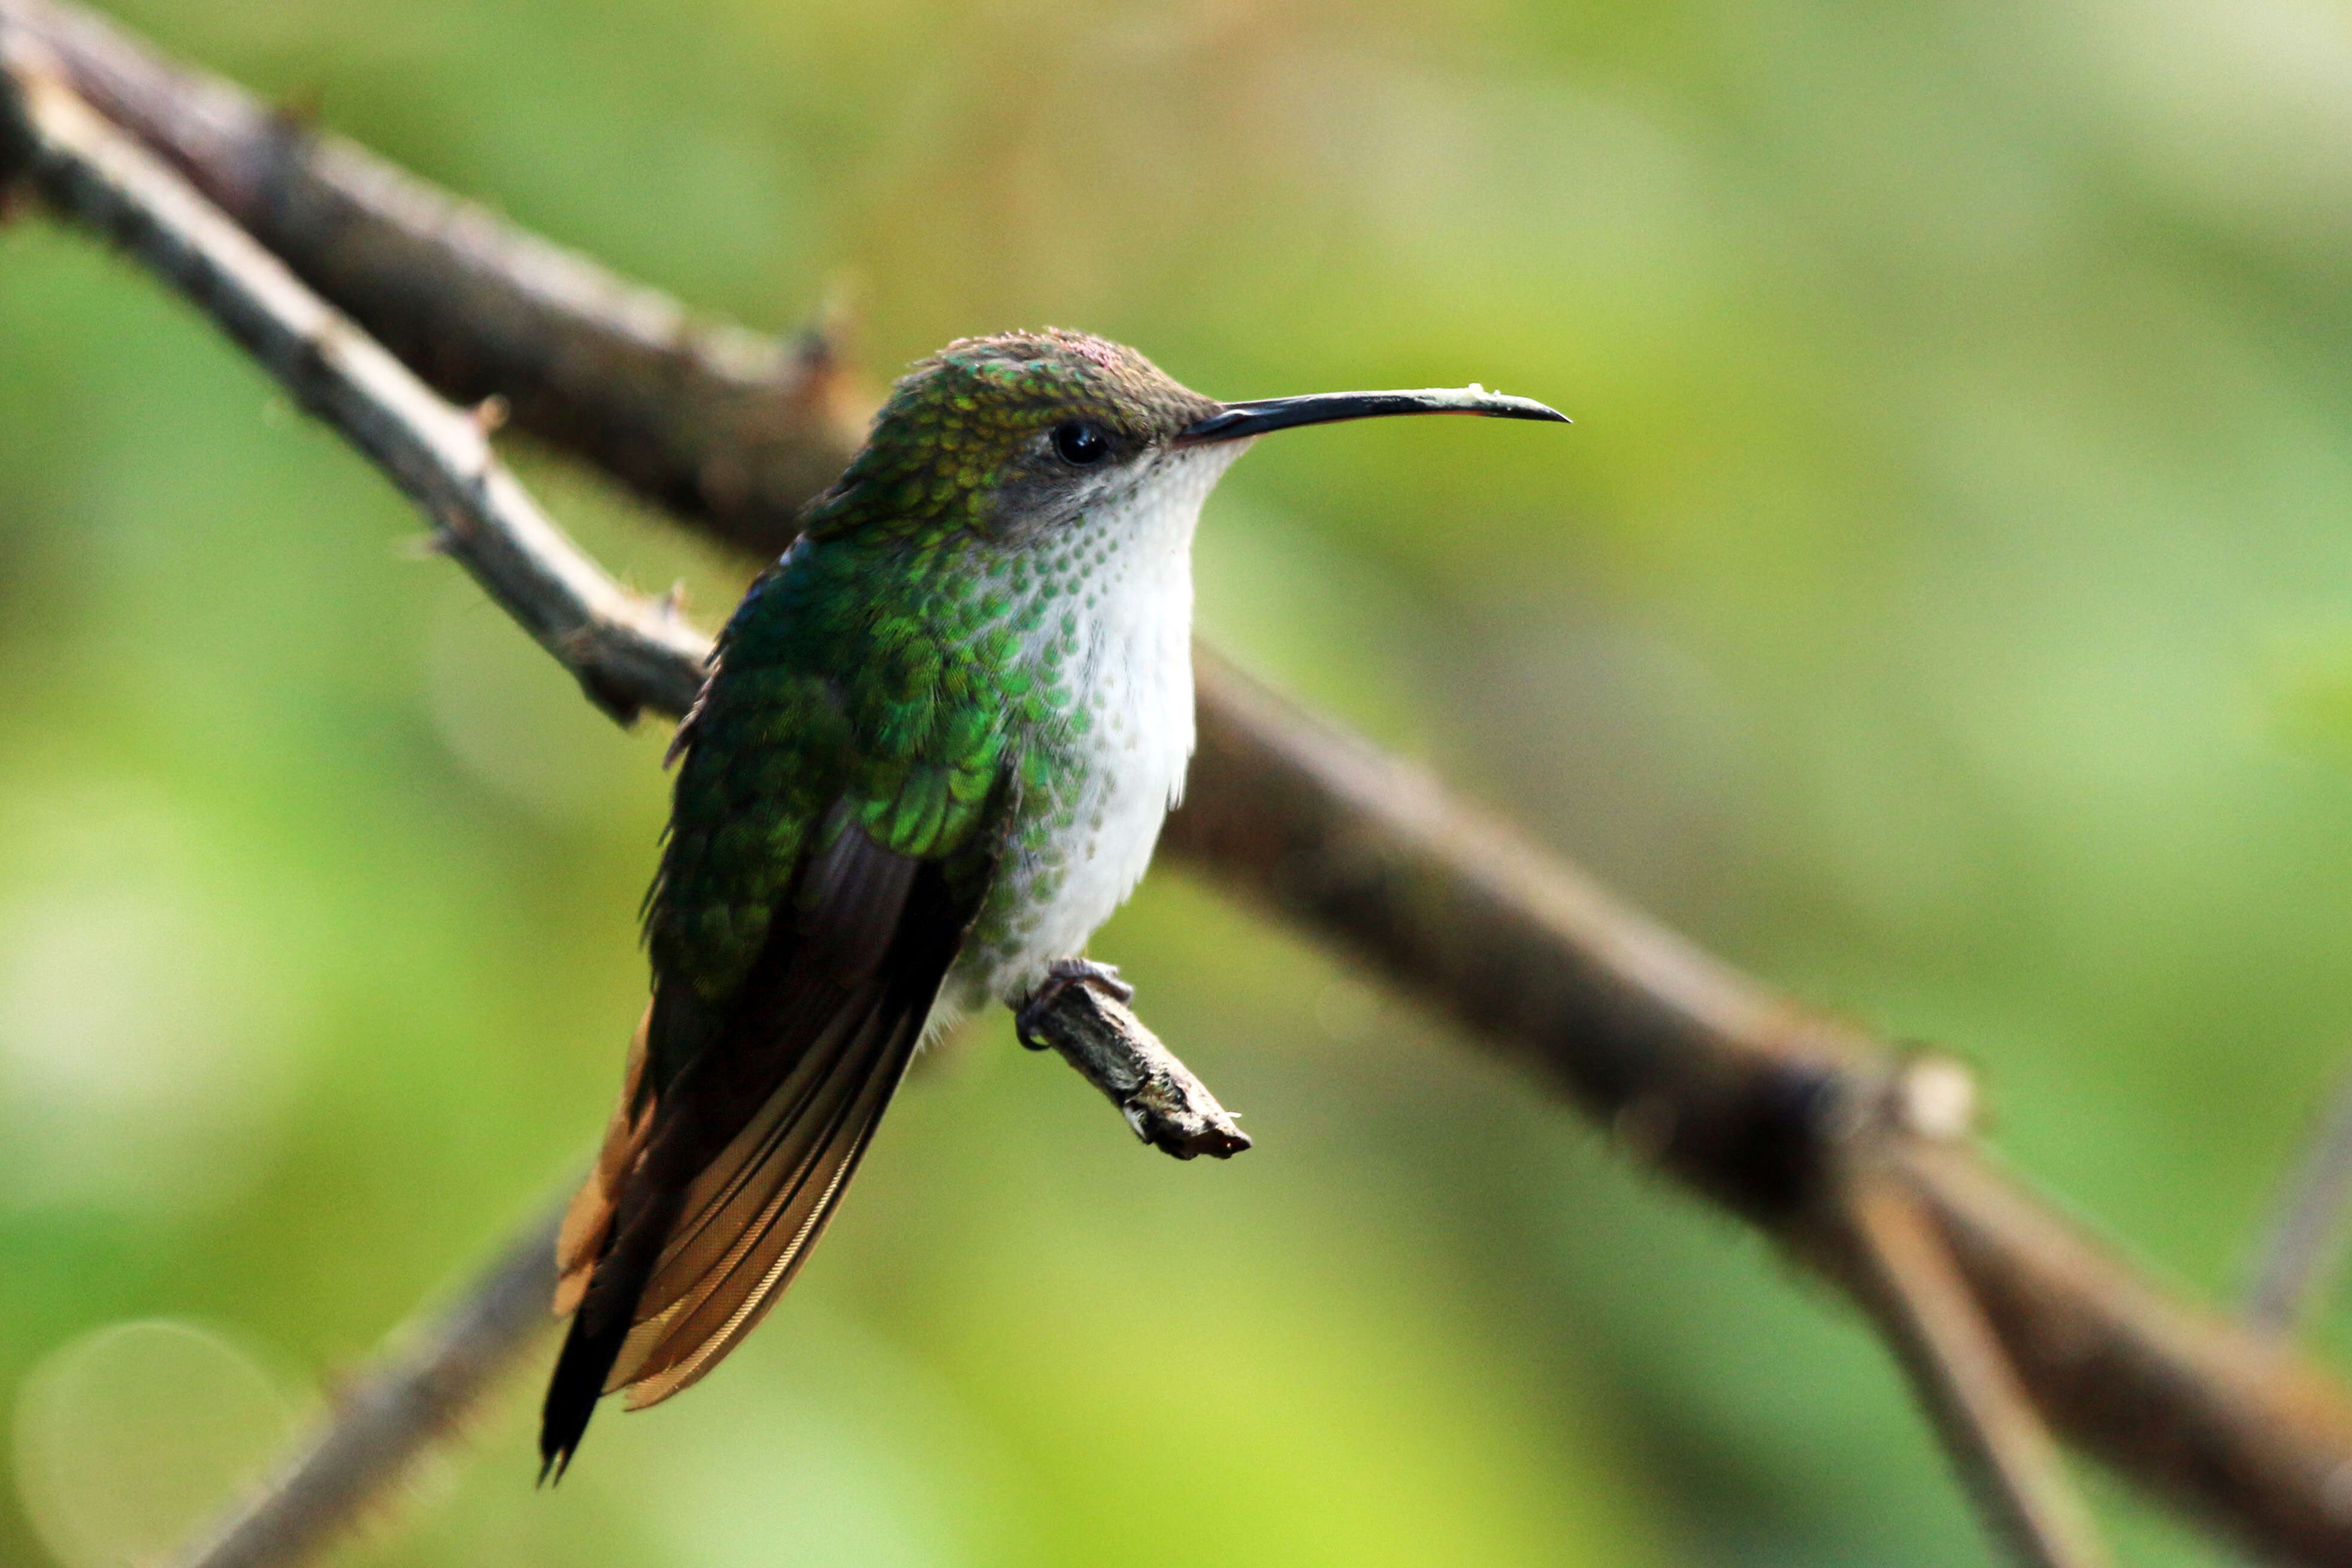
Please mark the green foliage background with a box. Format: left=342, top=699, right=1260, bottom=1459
left=5, top=1, right=2352, bottom=1563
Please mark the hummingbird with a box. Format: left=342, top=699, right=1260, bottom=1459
left=539, top=329, right=1564, bottom=1476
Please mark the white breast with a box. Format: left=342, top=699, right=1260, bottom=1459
left=961, top=442, right=1246, bottom=1007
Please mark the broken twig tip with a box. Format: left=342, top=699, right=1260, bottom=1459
left=1895, top=1055, right=1978, bottom=1142
left=1018, top=973, right=1250, bottom=1161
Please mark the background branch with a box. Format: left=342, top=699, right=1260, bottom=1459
left=1843, top=1163, right=2111, bottom=1568
left=168, top=1203, right=563, bottom=1568
left=0, top=28, right=709, bottom=725
left=13, top=5, right=2352, bottom=1566
left=2247, top=1064, right=2352, bottom=1334
left=0, top=0, right=865, bottom=559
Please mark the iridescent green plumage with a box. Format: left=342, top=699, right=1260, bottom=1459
left=644, top=331, right=1217, bottom=1061
left=538, top=329, right=1565, bottom=1478
left=540, top=331, right=1219, bottom=1475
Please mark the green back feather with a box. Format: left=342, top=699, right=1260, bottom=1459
left=645, top=331, right=1214, bottom=1031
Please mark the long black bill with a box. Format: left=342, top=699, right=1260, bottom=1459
left=1176, top=385, right=1569, bottom=444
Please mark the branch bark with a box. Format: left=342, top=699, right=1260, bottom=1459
left=13, top=5, right=2352, bottom=1566
left=1844, top=1163, right=2111, bottom=1568
left=0, top=28, right=709, bottom=725
left=0, top=0, right=865, bottom=560
left=168, top=1203, right=563, bottom=1568
left=2248, top=1065, right=2352, bottom=1334
left=1016, top=980, right=1252, bottom=1160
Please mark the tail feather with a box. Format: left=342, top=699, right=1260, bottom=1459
left=540, top=1188, right=681, bottom=1481
left=553, top=1010, right=653, bottom=1319
left=542, top=1118, right=701, bottom=1479
left=537, top=840, right=976, bottom=1480
left=619, top=1013, right=909, bottom=1400
left=623, top=1038, right=911, bottom=1408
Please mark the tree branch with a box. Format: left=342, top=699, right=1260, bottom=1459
left=0, top=0, right=866, bottom=561
left=1844, top=1160, right=2111, bottom=1568
left=168, top=1202, right=562, bottom=1568
left=0, top=27, right=709, bottom=725
left=1016, top=981, right=1251, bottom=1160
left=1175, top=595, right=2352, bottom=1568
left=2247, top=1065, right=2352, bottom=1334
left=13, top=5, right=2352, bottom=1566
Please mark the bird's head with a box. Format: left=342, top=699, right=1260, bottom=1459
left=801, top=328, right=1566, bottom=547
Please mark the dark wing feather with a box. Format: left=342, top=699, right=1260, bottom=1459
left=538, top=822, right=980, bottom=1479
left=613, top=1003, right=904, bottom=1402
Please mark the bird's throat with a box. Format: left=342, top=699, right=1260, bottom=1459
left=948, top=441, right=1246, bottom=1009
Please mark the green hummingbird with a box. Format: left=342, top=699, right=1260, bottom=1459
left=539, top=329, right=1564, bottom=1476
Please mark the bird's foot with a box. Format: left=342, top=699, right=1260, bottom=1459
left=1016, top=958, right=1135, bottom=1050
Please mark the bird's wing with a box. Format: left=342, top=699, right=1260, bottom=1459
left=610, top=820, right=976, bottom=1403
left=540, top=629, right=1009, bottom=1477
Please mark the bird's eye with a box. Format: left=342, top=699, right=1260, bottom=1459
left=1051, top=420, right=1112, bottom=466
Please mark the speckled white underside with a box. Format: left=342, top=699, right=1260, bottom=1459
left=933, top=440, right=1248, bottom=1026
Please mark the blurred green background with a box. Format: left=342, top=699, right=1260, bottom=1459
left=4, top=0, right=2352, bottom=1563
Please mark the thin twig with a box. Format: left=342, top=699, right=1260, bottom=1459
left=1017, top=982, right=1251, bottom=1159
left=0, top=0, right=867, bottom=560
left=1845, top=1163, right=2112, bottom=1568
left=0, top=32, right=710, bottom=724
left=16, top=6, right=2352, bottom=1566
left=2247, top=1066, right=2352, bottom=1334
left=168, top=1202, right=562, bottom=1568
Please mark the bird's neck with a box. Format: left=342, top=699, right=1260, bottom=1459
left=994, top=444, right=1245, bottom=736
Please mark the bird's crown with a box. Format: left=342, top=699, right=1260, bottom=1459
left=801, top=329, right=1218, bottom=543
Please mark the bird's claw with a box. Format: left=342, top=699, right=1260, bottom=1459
left=1016, top=958, right=1134, bottom=1049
